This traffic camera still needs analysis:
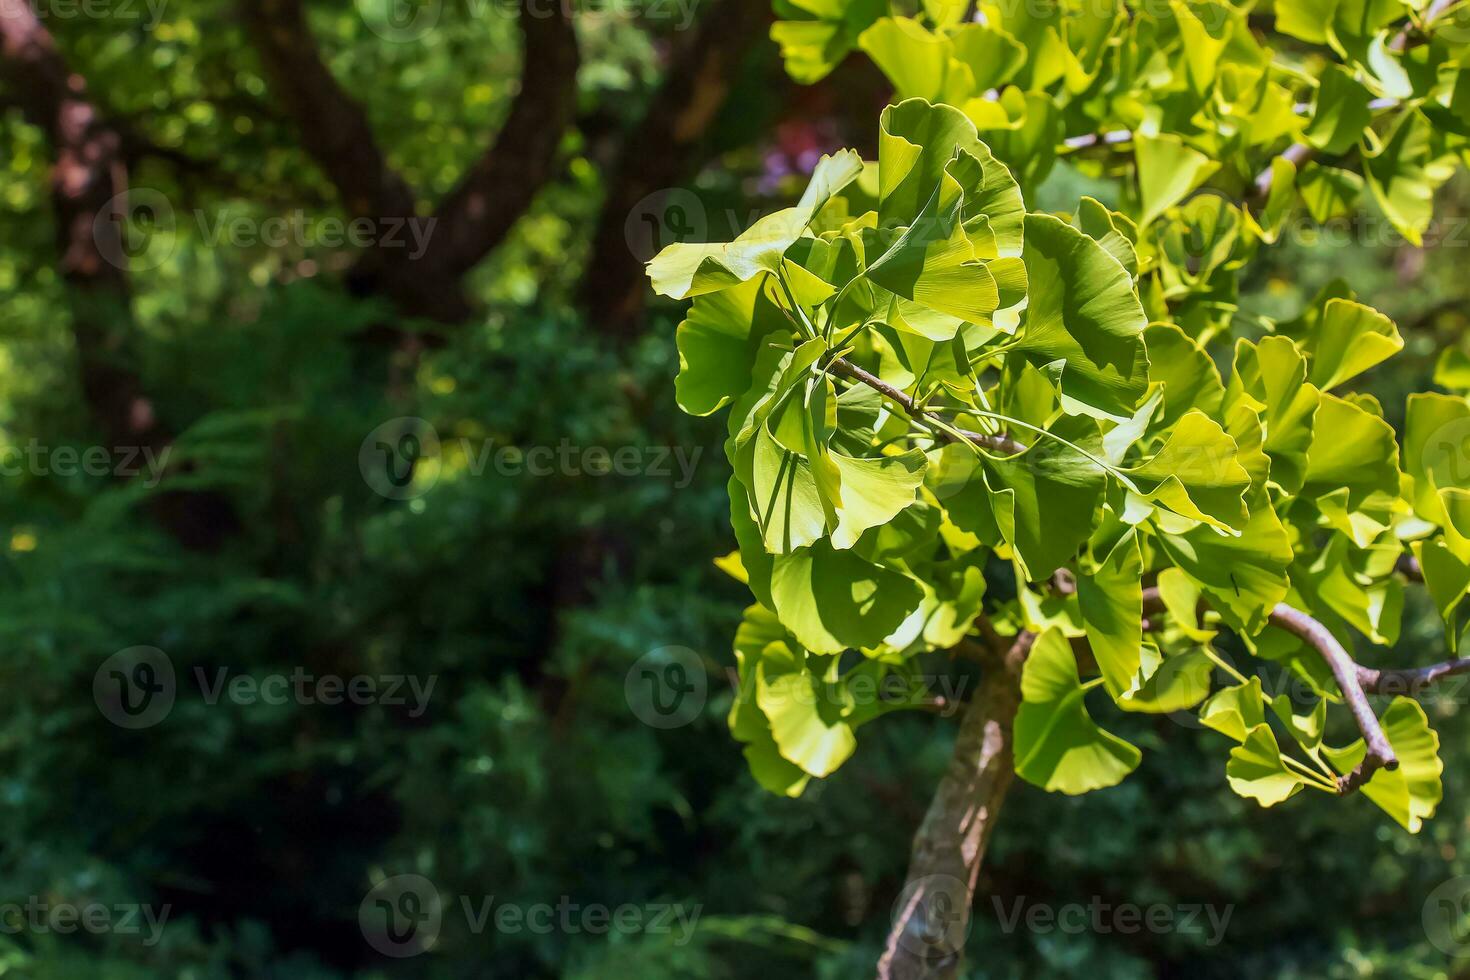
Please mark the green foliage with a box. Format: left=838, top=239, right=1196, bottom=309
left=652, top=0, right=1470, bottom=832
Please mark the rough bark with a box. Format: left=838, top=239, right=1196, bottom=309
left=877, top=638, right=1027, bottom=980
left=0, top=0, right=237, bottom=548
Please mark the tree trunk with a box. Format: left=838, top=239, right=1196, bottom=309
left=877, top=649, right=1023, bottom=980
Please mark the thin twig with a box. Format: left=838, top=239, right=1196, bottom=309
left=826, top=356, right=1028, bottom=456
left=1267, top=604, right=1399, bottom=793
left=942, top=422, right=1457, bottom=794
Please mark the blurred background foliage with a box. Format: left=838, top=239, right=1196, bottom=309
left=0, top=2, right=1468, bottom=978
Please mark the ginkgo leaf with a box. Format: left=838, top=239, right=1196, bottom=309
left=770, top=543, right=923, bottom=654
left=674, top=276, right=792, bottom=416
left=757, top=648, right=858, bottom=778
left=1305, top=65, right=1374, bottom=156
left=1226, top=724, right=1313, bottom=806
left=1364, top=110, right=1456, bottom=247
left=1298, top=164, right=1364, bottom=222
left=1015, top=213, right=1149, bottom=419
left=648, top=150, right=864, bottom=298
left=1415, top=537, right=1470, bottom=651
left=1075, top=197, right=1139, bottom=279
left=1292, top=298, right=1404, bottom=391
left=1323, top=698, right=1443, bottom=832
left=1135, top=134, right=1220, bottom=227
left=1014, top=628, right=1142, bottom=794
left=1302, top=392, right=1402, bottom=506
left=858, top=16, right=953, bottom=102
left=1077, top=531, right=1144, bottom=698
left=1296, top=535, right=1404, bottom=645
left=1123, top=410, right=1251, bottom=532
left=975, top=417, right=1106, bottom=582
left=1200, top=678, right=1269, bottom=743
left=747, top=424, right=829, bottom=554
left=876, top=99, right=1025, bottom=254
left=1404, top=393, right=1470, bottom=525
left=771, top=0, right=888, bottom=84
left=729, top=606, right=811, bottom=796
left=1158, top=490, right=1293, bottom=632
left=1145, top=322, right=1225, bottom=428
left=1117, top=644, right=1215, bottom=713
left=1435, top=348, right=1470, bottom=391
left=865, top=153, right=1002, bottom=324
left=828, top=448, right=928, bottom=549
left=1228, top=337, right=1321, bottom=494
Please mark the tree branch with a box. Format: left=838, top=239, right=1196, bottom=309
left=826, top=356, right=1029, bottom=456
left=238, top=0, right=418, bottom=223
left=933, top=420, right=1470, bottom=792
left=1266, top=604, right=1400, bottom=793
left=580, top=0, right=776, bottom=341
left=0, top=0, right=238, bottom=549
left=877, top=632, right=1027, bottom=980
left=417, top=0, right=580, bottom=280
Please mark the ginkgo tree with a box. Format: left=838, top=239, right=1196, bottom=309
left=647, top=1, right=1470, bottom=977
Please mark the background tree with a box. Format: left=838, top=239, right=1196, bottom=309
left=0, top=1, right=1467, bottom=977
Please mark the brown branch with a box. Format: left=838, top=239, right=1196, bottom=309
left=0, top=0, right=237, bottom=549
left=237, top=0, right=417, bottom=224
left=416, top=0, right=580, bottom=280
left=0, top=3, right=145, bottom=443
left=877, top=632, right=1027, bottom=980
left=1266, top=604, right=1399, bottom=793
left=826, top=356, right=1028, bottom=456
left=580, top=0, right=775, bottom=341
left=933, top=416, right=1468, bottom=792
left=241, top=0, right=579, bottom=323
